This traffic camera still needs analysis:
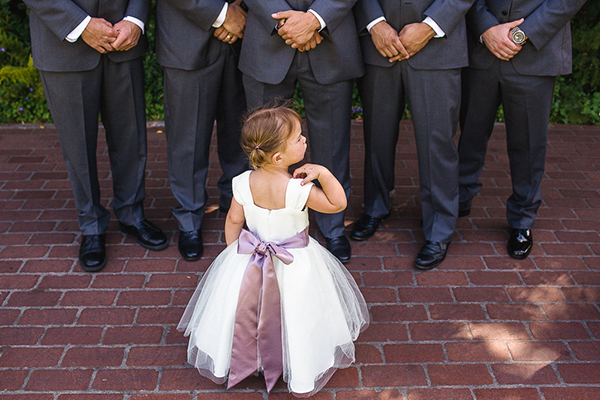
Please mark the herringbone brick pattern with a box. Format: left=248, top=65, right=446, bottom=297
left=0, top=120, right=598, bottom=399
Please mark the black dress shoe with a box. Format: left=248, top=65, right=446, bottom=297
left=119, top=219, right=168, bottom=251
left=458, top=208, right=471, bottom=218
left=351, top=213, right=386, bottom=241
left=178, top=229, right=203, bottom=261
left=79, top=234, right=107, bottom=272
left=508, top=228, right=533, bottom=259
left=414, top=241, right=450, bottom=270
left=325, top=235, right=351, bottom=263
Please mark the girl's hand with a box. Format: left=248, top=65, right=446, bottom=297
left=293, top=163, right=326, bottom=185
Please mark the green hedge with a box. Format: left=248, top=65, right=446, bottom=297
left=1, top=0, right=599, bottom=125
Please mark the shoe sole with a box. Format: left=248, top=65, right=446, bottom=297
left=79, top=256, right=107, bottom=273
left=414, top=252, right=448, bottom=270
left=178, top=247, right=203, bottom=262
left=508, top=247, right=532, bottom=260
left=119, top=224, right=169, bottom=251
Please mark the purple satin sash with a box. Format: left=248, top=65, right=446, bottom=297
left=227, top=228, right=309, bottom=392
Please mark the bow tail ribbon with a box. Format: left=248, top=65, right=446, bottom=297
left=228, top=229, right=307, bottom=392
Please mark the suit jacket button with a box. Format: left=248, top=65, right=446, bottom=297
left=501, top=10, right=508, bottom=15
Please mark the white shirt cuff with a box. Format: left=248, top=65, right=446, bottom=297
left=308, top=9, right=326, bottom=31
left=212, top=3, right=228, bottom=28
left=66, top=15, right=91, bottom=42
left=423, top=16, right=445, bottom=38
left=367, top=17, right=386, bottom=33
left=123, top=16, right=145, bottom=34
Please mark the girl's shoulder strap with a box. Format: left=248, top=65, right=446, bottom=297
left=232, top=170, right=253, bottom=206
left=285, top=178, right=314, bottom=210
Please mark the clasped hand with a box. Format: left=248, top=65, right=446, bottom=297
left=370, top=21, right=435, bottom=63
left=272, top=10, right=322, bottom=52
left=81, top=18, right=141, bottom=53
left=481, top=19, right=525, bottom=61
left=213, top=0, right=246, bottom=44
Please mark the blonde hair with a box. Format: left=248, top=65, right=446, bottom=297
left=240, top=105, right=301, bottom=169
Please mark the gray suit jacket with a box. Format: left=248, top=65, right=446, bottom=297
left=466, top=0, right=587, bottom=76
left=239, top=0, right=363, bottom=85
left=24, top=0, right=149, bottom=72
left=155, top=0, right=237, bottom=70
left=354, top=0, right=474, bottom=69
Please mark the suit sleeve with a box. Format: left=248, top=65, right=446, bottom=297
left=309, top=0, right=358, bottom=33
left=423, top=0, right=476, bottom=36
left=519, top=0, right=587, bottom=50
left=465, top=0, right=499, bottom=37
left=125, top=0, right=151, bottom=26
left=23, top=0, right=88, bottom=40
left=353, top=0, right=385, bottom=34
left=162, top=0, right=228, bottom=31
left=244, top=0, right=293, bottom=33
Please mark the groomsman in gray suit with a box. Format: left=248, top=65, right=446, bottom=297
left=458, top=0, right=586, bottom=259
left=240, top=0, right=363, bottom=263
left=24, top=0, right=168, bottom=273
left=353, top=0, right=475, bottom=269
left=155, top=0, right=249, bottom=261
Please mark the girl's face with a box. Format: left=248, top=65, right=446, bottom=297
left=282, top=120, right=307, bottom=164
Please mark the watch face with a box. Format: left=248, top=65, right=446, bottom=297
left=512, top=29, right=526, bottom=44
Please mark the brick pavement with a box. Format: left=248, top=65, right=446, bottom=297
left=0, top=120, right=599, bottom=400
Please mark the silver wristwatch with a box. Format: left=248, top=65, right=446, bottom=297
left=511, top=27, right=527, bottom=45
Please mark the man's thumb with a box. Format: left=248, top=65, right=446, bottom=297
left=508, top=18, right=524, bottom=28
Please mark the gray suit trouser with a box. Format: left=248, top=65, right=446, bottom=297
left=243, top=51, right=352, bottom=239
left=39, top=56, right=147, bottom=235
left=359, top=62, right=461, bottom=243
left=458, top=60, right=556, bottom=229
left=163, top=45, right=248, bottom=232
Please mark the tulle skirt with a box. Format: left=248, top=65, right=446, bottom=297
left=177, top=237, right=369, bottom=397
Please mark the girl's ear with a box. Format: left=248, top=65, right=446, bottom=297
left=272, top=151, right=283, bottom=165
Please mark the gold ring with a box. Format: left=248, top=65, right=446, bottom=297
left=226, top=34, right=232, bottom=40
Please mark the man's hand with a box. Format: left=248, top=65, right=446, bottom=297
left=370, top=20, right=410, bottom=62
left=272, top=10, right=320, bottom=49
left=214, top=26, right=239, bottom=44
left=222, top=1, right=247, bottom=41
left=80, top=18, right=118, bottom=53
left=481, top=19, right=525, bottom=60
left=394, top=22, right=435, bottom=61
left=111, top=20, right=142, bottom=51
left=297, top=31, right=323, bottom=52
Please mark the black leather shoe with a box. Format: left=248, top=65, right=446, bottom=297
left=414, top=241, right=450, bottom=270
left=508, top=228, right=533, bottom=259
left=325, top=235, right=351, bottom=263
left=119, top=219, right=168, bottom=251
left=351, top=213, right=386, bottom=241
left=79, top=234, right=107, bottom=272
left=178, top=229, right=203, bottom=261
left=458, top=208, right=471, bottom=218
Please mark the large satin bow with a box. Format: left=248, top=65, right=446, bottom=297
left=227, top=228, right=309, bottom=392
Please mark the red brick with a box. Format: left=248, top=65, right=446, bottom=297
left=384, top=343, right=445, bottom=363
left=556, top=231, right=600, bottom=243
left=146, top=274, right=199, bottom=289
left=360, top=288, right=397, bottom=303
left=534, top=257, right=587, bottom=270
left=58, top=395, right=123, bottom=400
left=570, top=341, right=600, bottom=361
left=1, top=245, right=49, bottom=259
left=26, top=369, right=93, bottom=391
left=542, top=303, right=600, bottom=320
left=78, top=308, right=136, bottom=325
left=448, top=242, right=496, bottom=256
left=9, top=221, right=56, bottom=232
left=93, top=369, right=159, bottom=390
left=0, top=395, right=54, bottom=400
left=103, top=326, right=164, bottom=345
left=0, top=309, right=20, bottom=325
left=557, top=363, right=600, bottom=383
left=159, top=368, right=223, bottom=390
left=429, top=304, right=487, bottom=320
left=428, top=364, right=493, bottom=385
left=0, top=260, right=22, bottom=273
left=126, top=345, right=186, bottom=367
left=446, top=341, right=510, bottom=362
left=197, top=394, right=263, bottom=400
left=0, top=275, right=39, bottom=290
left=61, top=290, right=117, bottom=306
left=21, top=259, right=74, bottom=273
left=469, top=322, right=530, bottom=340
left=398, top=287, right=454, bottom=303
left=583, top=256, right=600, bottom=269
left=337, top=389, right=401, bottom=400
left=19, top=308, right=77, bottom=325
left=62, top=347, right=125, bottom=367
left=0, top=369, right=28, bottom=391
left=542, top=243, right=592, bottom=256
left=362, top=365, right=427, bottom=387
left=0, top=347, right=63, bottom=367
left=136, top=307, right=185, bottom=325
left=38, top=274, right=92, bottom=289
left=128, top=395, right=192, bottom=400
left=492, top=362, right=559, bottom=384
left=6, top=290, right=61, bottom=307
left=483, top=256, right=536, bottom=270
left=91, top=274, right=146, bottom=288
left=473, top=388, right=541, bottom=400
left=468, top=271, right=523, bottom=286
left=541, top=387, right=600, bottom=400
left=42, top=326, right=103, bottom=345
left=561, top=287, right=600, bottom=302
left=362, top=271, right=413, bottom=287
left=125, top=259, right=177, bottom=272
left=355, top=344, right=383, bottom=364
left=415, top=271, right=468, bottom=286
left=409, top=322, right=471, bottom=341
left=486, top=304, right=546, bottom=320
left=0, top=327, right=44, bottom=345
left=29, top=233, right=76, bottom=245
left=452, top=287, right=510, bottom=302
left=323, top=366, right=359, bottom=388
left=506, top=341, right=572, bottom=361
left=407, top=389, right=473, bottom=400
left=519, top=271, right=575, bottom=285
left=356, top=323, right=409, bottom=343
left=571, top=271, right=600, bottom=285
left=530, top=322, right=590, bottom=340
left=371, top=304, right=428, bottom=322
left=506, top=287, right=565, bottom=303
